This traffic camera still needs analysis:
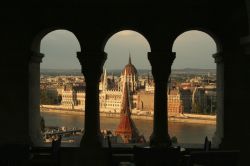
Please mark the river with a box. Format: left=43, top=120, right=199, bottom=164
left=41, top=112, right=216, bottom=144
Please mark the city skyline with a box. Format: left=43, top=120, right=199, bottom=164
left=40, top=30, right=217, bottom=70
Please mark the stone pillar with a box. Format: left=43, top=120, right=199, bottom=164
left=244, top=0, right=250, bottom=33
left=77, top=51, right=107, bottom=148
left=148, top=52, right=176, bottom=147
left=239, top=36, right=250, bottom=165
left=29, top=52, right=44, bottom=146
left=212, top=52, right=224, bottom=147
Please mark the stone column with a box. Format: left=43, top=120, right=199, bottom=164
left=77, top=51, right=107, bottom=148
left=29, top=52, right=44, bottom=146
left=212, top=52, right=224, bottom=147
left=239, top=36, right=250, bottom=165
left=148, top=52, right=176, bottom=147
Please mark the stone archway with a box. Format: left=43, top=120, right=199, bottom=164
left=29, top=29, right=81, bottom=146
left=101, top=30, right=152, bottom=144
left=171, top=29, right=223, bottom=147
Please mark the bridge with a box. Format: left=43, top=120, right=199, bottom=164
left=43, top=129, right=83, bottom=137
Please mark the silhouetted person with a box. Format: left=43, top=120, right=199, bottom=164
left=51, top=135, right=61, bottom=159
left=107, top=135, right=111, bottom=149
left=204, top=136, right=211, bottom=151
left=107, top=136, right=113, bottom=165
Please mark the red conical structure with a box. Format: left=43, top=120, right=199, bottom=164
left=115, top=71, right=139, bottom=143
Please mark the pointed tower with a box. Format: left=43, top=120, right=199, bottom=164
left=128, top=52, right=132, bottom=64
left=167, top=76, right=172, bottom=94
left=147, top=71, right=150, bottom=83
left=112, top=72, right=115, bottom=82
left=121, top=53, right=138, bottom=92
left=115, top=71, right=140, bottom=143
left=103, top=68, right=108, bottom=91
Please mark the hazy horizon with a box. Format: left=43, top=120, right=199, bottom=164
left=40, top=30, right=216, bottom=70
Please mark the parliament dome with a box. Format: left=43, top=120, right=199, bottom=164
left=122, top=56, right=138, bottom=76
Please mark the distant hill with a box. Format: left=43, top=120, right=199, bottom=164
left=106, top=69, right=151, bottom=76
left=108, top=68, right=216, bottom=75
left=41, top=68, right=216, bottom=76
left=41, top=69, right=81, bottom=76
left=40, top=68, right=151, bottom=76
left=172, top=68, right=216, bottom=74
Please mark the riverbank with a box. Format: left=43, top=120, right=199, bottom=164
left=40, top=106, right=216, bottom=125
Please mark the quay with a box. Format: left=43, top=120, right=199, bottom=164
left=40, top=105, right=216, bottom=125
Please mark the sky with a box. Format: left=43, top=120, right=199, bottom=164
left=40, top=30, right=216, bottom=70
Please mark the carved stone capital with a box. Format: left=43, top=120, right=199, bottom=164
left=213, top=52, right=224, bottom=64
left=77, top=51, right=107, bottom=82
left=148, top=52, right=176, bottom=82
left=29, top=52, right=44, bottom=63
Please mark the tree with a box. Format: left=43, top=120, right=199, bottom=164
left=40, top=116, right=45, bottom=132
left=192, top=102, right=202, bottom=114
left=58, top=94, right=62, bottom=104
left=171, top=136, right=178, bottom=144
left=40, top=89, right=56, bottom=104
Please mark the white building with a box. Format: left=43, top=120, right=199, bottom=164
left=60, top=55, right=140, bottom=113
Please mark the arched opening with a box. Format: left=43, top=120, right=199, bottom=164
left=171, top=30, right=222, bottom=147
left=30, top=29, right=83, bottom=147
left=100, top=30, right=152, bottom=146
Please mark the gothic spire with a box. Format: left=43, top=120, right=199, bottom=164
left=103, top=68, right=107, bottom=91
left=128, top=52, right=132, bottom=65
left=112, top=72, right=114, bottom=81
left=115, top=69, right=140, bottom=143
left=120, top=70, right=130, bottom=115
left=147, top=71, right=150, bottom=83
